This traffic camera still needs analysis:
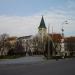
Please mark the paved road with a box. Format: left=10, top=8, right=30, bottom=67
left=0, top=58, right=75, bottom=75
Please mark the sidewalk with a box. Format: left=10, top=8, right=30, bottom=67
left=0, top=55, right=73, bottom=65
left=0, top=55, right=44, bottom=65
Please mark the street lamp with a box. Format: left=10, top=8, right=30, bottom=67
left=60, top=20, right=68, bottom=58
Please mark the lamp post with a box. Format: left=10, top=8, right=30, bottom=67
left=60, top=20, right=68, bottom=58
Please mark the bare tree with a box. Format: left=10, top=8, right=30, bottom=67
left=0, top=33, right=9, bottom=55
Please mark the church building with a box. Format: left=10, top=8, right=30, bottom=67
left=38, top=16, right=55, bottom=57
left=38, top=16, right=47, bottom=42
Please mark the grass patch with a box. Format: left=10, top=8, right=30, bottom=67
left=44, top=55, right=75, bottom=60
left=0, top=55, right=26, bottom=59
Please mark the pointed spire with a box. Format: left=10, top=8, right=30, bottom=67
left=38, top=16, right=46, bottom=29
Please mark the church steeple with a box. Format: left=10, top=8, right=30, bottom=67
left=38, top=16, right=46, bottom=29
left=38, top=16, right=47, bottom=41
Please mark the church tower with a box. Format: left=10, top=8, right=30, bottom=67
left=38, top=16, right=47, bottom=42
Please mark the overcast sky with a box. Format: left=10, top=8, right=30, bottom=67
left=0, top=0, right=75, bottom=37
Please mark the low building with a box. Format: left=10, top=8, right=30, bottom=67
left=64, top=37, right=75, bottom=56
left=6, top=37, right=17, bottom=47
left=0, top=36, right=17, bottom=56
left=49, top=33, right=62, bottom=56
left=17, top=35, right=34, bottom=55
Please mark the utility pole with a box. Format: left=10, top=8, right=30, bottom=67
left=61, top=26, right=65, bottom=58
left=52, top=26, right=53, bottom=39
left=47, top=24, right=50, bottom=59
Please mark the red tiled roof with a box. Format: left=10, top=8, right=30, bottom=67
left=49, top=33, right=75, bottom=43
left=65, top=37, right=75, bottom=42
left=6, top=37, right=17, bottom=41
left=49, top=33, right=62, bottom=42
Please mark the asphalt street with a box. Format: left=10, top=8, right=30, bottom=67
left=0, top=58, right=75, bottom=75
